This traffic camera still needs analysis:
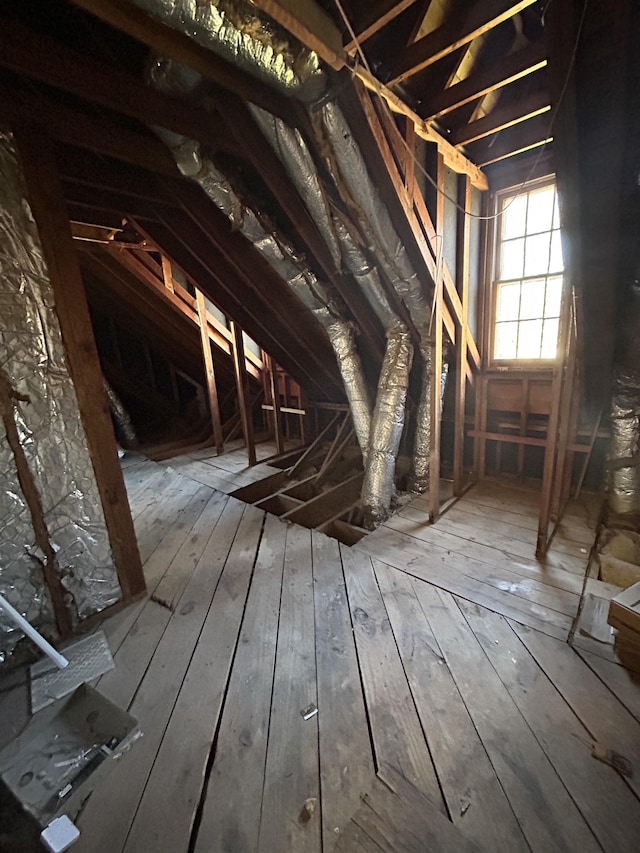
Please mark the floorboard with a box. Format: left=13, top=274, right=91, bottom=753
left=5, top=458, right=639, bottom=853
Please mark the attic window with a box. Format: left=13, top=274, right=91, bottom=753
left=492, top=180, right=564, bottom=362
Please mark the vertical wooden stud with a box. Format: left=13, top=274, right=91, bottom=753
left=453, top=174, right=471, bottom=496
left=266, top=354, right=285, bottom=456
left=195, top=289, right=224, bottom=456
left=231, top=320, right=256, bottom=466
left=429, top=150, right=445, bottom=523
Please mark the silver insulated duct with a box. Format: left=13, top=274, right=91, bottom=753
left=610, top=369, right=640, bottom=515
left=410, top=342, right=432, bottom=494
left=131, top=0, right=325, bottom=101
left=361, top=323, right=414, bottom=525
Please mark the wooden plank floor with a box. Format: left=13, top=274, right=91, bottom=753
left=356, top=478, right=606, bottom=641
left=3, top=454, right=640, bottom=853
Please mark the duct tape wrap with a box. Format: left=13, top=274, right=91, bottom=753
left=327, top=321, right=371, bottom=458
left=410, top=343, right=432, bottom=494
left=132, top=0, right=326, bottom=101
left=361, top=323, right=413, bottom=525
left=320, top=102, right=429, bottom=329
left=0, top=133, right=121, bottom=663
left=610, top=369, right=640, bottom=515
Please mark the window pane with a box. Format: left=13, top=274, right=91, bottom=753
left=545, top=276, right=563, bottom=316
left=502, top=194, right=527, bottom=239
left=541, top=318, right=560, bottom=358
left=552, top=194, right=561, bottom=228
left=517, top=320, right=543, bottom=358
left=527, top=186, right=555, bottom=233
left=495, top=322, right=518, bottom=359
left=519, top=279, right=546, bottom=319
left=500, top=237, right=525, bottom=279
left=549, top=229, right=563, bottom=272
left=524, top=232, right=550, bottom=276
left=497, top=282, right=520, bottom=321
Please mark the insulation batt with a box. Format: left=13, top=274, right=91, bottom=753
left=610, top=368, right=640, bottom=514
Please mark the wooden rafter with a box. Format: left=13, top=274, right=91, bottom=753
left=344, top=0, right=424, bottom=52
left=388, top=0, right=538, bottom=85
left=450, top=89, right=550, bottom=147
left=0, top=19, right=236, bottom=155
left=246, top=0, right=344, bottom=69
left=466, top=112, right=552, bottom=166
left=69, top=0, right=291, bottom=120
left=422, top=39, right=547, bottom=121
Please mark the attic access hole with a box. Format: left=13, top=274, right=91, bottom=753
left=231, top=448, right=368, bottom=546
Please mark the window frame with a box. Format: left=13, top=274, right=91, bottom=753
left=488, top=175, right=567, bottom=370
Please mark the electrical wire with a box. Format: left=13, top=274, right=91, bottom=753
left=333, top=0, right=590, bottom=221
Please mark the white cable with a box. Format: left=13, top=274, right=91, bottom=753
left=0, top=592, right=69, bottom=669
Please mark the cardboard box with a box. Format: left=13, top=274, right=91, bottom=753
left=0, top=684, right=140, bottom=827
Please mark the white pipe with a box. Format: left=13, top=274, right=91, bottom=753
left=0, top=593, right=69, bottom=669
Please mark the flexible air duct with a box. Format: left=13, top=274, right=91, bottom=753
left=361, top=323, right=414, bottom=524
left=610, top=369, right=640, bottom=514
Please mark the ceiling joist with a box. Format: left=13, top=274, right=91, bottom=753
left=388, top=0, right=538, bottom=85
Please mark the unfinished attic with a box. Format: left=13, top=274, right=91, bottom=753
left=2, top=0, right=640, bottom=850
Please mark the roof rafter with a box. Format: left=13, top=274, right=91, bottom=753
left=388, top=0, right=538, bottom=85
left=450, top=89, right=551, bottom=146
left=344, top=0, right=425, bottom=53
left=466, top=111, right=552, bottom=166
left=421, top=39, right=547, bottom=121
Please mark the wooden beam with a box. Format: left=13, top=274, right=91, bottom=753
left=15, top=128, right=145, bottom=601
left=69, top=0, right=291, bottom=120
left=0, top=18, right=236, bottom=155
left=353, top=66, right=488, bottom=189
left=453, top=175, right=471, bottom=497
left=249, top=0, right=345, bottom=69
left=466, top=112, right=552, bottom=167
left=429, top=151, right=445, bottom=524
left=157, top=180, right=343, bottom=394
left=0, top=83, right=181, bottom=178
left=230, top=321, right=257, bottom=466
left=345, top=0, right=423, bottom=52
left=266, top=355, right=285, bottom=456
left=196, top=290, right=225, bottom=456
left=450, top=90, right=551, bottom=147
left=422, top=40, right=547, bottom=121
left=365, top=91, right=481, bottom=375
left=389, top=0, right=538, bottom=84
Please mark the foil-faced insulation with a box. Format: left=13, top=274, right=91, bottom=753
left=610, top=369, right=640, bottom=515
left=131, top=0, right=325, bottom=100
left=410, top=343, right=432, bottom=494
left=0, top=133, right=121, bottom=663
left=361, top=323, right=414, bottom=525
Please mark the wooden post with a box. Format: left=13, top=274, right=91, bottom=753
left=15, top=128, right=145, bottom=600
left=266, top=354, right=284, bottom=456
left=429, top=150, right=445, bottom=523
left=230, top=320, right=256, bottom=466
left=195, top=289, right=224, bottom=456
left=160, top=253, right=175, bottom=292
left=536, top=286, right=573, bottom=557
left=453, top=174, right=471, bottom=496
